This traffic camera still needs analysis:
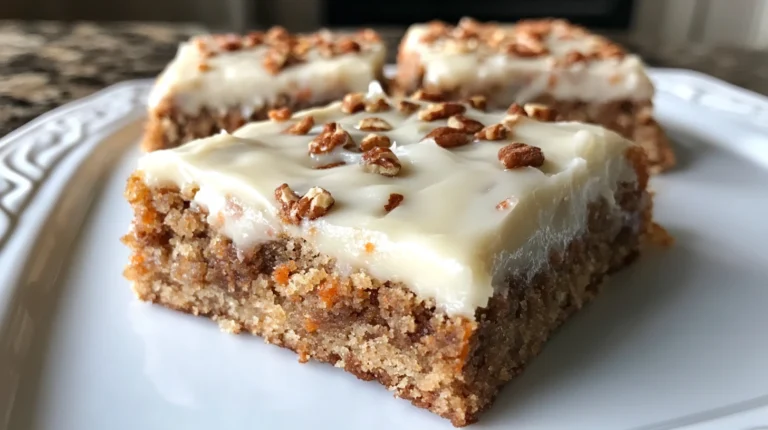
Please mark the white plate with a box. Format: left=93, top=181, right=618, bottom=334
left=1, top=69, right=767, bottom=430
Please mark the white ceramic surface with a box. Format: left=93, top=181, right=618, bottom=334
left=0, top=69, right=767, bottom=430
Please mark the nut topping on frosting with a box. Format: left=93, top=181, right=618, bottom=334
left=365, top=98, right=391, bottom=113
left=268, top=107, right=293, bottom=122
left=358, top=117, right=393, bottom=131
left=418, top=102, right=466, bottom=121
left=465, top=95, right=487, bottom=111
left=308, top=122, right=353, bottom=154
left=362, top=147, right=401, bottom=177
left=397, top=100, right=420, bottom=114
left=498, top=143, right=545, bottom=169
left=384, top=193, right=405, bottom=212
left=284, top=116, right=315, bottom=135
left=275, top=184, right=335, bottom=224
left=475, top=124, right=508, bottom=141
left=447, top=115, right=484, bottom=133
left=524, top=103, right=557, bottom=121
left=424, top=127, right=471, bottom=148
left=341, top=92, right=366, bottom=114
left=360, top=134, right=392, bottom=152
left=412, top=88, right=445, bottom=102
left=193, top=26, right=381, bottom=75
left=507, top=103, right=527, bottom=116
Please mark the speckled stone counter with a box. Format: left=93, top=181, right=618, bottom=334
left=0, top=21, right=201, bottom=137
left=2, top=21, right=768, bottom=138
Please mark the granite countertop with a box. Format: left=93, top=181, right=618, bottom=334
left=2, top=21, right=768, bottom=138
left=0, top=21, right=201, bottom=137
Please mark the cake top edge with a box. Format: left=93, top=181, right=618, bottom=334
left=404, top=17, right=628, bottom=62
left=189, top=26, right=383, bottom=75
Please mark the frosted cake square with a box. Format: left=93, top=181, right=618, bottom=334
left=123, top=86, right=653, bottom=426
left=396, top=18, right=674, bottom=172
left=142, top=26, right=385, bottom=151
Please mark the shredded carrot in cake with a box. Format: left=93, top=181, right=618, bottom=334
left=364, top=242, right=375, bottom=253
left=272, top=260, right=297, bottom=285
left=318, top=278, right=340, bottom=308
left=304, top=318, right=319, bottom=333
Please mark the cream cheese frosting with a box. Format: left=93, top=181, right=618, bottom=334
left=149, top=32, right=386, bottom=114
left=138, top=85, right=639, bottom=316
left=401, top=21, right=654, bottom=104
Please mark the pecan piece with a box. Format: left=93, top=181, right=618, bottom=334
left=466, top=95, right=487, bottom=111
left=274, top=184, right=335, bottom=224
left=308, top=122, right=353, bottom=154
left=447, top=115, right=484, bottom=133
left=411, top=88, right=444, bottom=102
left=341, top=92, right=365, bottom=114
left=418, top=102, right=466, bottom=121
left=365, top=98, right=391, bottom=113
left=423, top=127, right=471, bottom=148
left=360, top=133, right=392, bottom=152
left=498, top=143, right=545, bottom=169
left=361, top=147, right=401, bottom=177
left=296, top=187, right=335, bottom=220
left=397, top=100, right=420, bottom=114
left=475, top=124, right=508, bottom=141
left=335, top=38, right=361, bottom=54
left=268, top=107, right=292, bottom=122
left=384, top=193, right=404, bottom=212
left=275, top=183, right=300, bottom=210
left=284, top=116, right=315, bottom=135
left=507, top=103, right=527, bottom=116
left=358, top=117, right=393, bottom=131
left=523, top=103, right=557, bottom=122
left=263, top=48, right=288, bottom=74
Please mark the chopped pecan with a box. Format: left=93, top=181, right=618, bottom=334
left=397, top=100, right=420, bottom=114
left=263, top=48, right=288, bottom=74
left=268, top=107, right=292, bottom=122
left=284, top=116, right=315, bottom=135
left=384, top=193, right=404, bottom=212
left=498, top=143, right=545, bottom=169
left=308, top=122, right=353, bottom=154
left=466, top=95, right=487, bottom=111
left=275, top=183, right=300, bottom=210
left=506, top=39, right=548, bottom=57
left=341, top=92, right=366, bottom=114
left=365, top=98, right=391, bottom=113
left=562, top=50, right=588, bottom=66
left=296, top=187, right=335, bottom=221
left=214, top=33, right=242, bottom=51
left=496, top=198, right=516, bottom=211
left=360, top=134, right=392, bottom=152
left=275, top=184, right=335, bottom=224
left=423, top=127, right=471, bottom=148
left=411, top=88, right=445, bottom=102
left=507, top=103, right=527, bottom=116
left=447, top=115, right=484, bottom=133
left=335, top=38, right=361, bottom=54
left=418, top=102, right=466, bottom=121
left=265, top=26, right=290, bottom=42
left=358, top=117, right=393, bottom=131
left=361, top=147, right=401, bottom=177
left=475, top=124, right=508, bottom=141
left=243, top=31, right=264, bottom=47
left=523, top=103, right=557, bottom=121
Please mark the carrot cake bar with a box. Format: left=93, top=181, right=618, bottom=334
left=142, top=27, right=386, bottom=151
left=123, top=85, right=653, bottom=426
left=396, top=18, right=675, bottom=173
